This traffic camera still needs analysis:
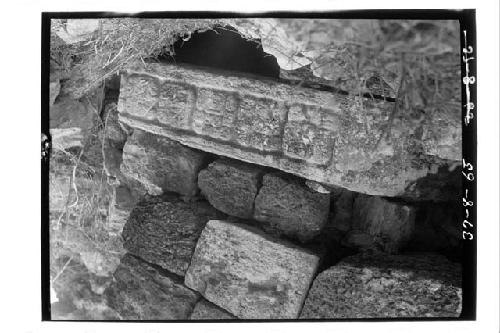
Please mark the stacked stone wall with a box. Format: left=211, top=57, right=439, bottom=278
left=103, top=126, right=462, bottom=320
left=48, top=20, right=464, bottom=321
left=65, top=62, right=466, bottom=320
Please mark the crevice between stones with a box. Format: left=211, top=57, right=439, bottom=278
left=127, top=252, right=185, bottom=285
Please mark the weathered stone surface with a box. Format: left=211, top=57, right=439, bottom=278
left=118, top=62, right=459, bottom=200
left=116, top=174, right=150, bottom=204
left=107, top=184, right=138, bottom=234
left=253, top=173, right=330, bottom=242
left=50, top=79, right=61, bottom=106
left=421, top=107, right=462, bottom=161
left=50, top=96, right=96, bottom=135
left=198, top=159, right=263, bottom=218
left=349, top=195, right=416, bottom=253
left=102, top=75, right=127, bottom=145
left=102, top=143, right=123, bottom=180
left=53, top=19, right=460, bottom=143
left=102, top=102, right=130, bottom=179
left=79, top=250, right=121, bottom=278
left=305, top=180, right=331, bottom=194
left=48, top=151, right=96, bottom=214
left=184, top=220, right=320, bottom=319
left=51, top=256, right=119, bottom=320
left=104, top=254, right=199, bottom=320
left=300, top=253, right=462, bottom=318
left=49, top=143, right=125, bottom=279
left=122, top=194, right=225, bottom=276
left=50, top=127, right=84, bottom=150
left=190, top=299, right=236, bottom=320
left=54, top=19, right=101, bottom=44
left=103, top=103, right=128, bottom=145
left=120, top=128, right=209, bottom=197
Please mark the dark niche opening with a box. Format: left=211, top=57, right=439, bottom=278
left=160, top=26, right=281, bottom=78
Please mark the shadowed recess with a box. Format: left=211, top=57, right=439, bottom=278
left=161, top=26, right=281, bottom=78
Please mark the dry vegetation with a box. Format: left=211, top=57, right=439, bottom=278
left=49, top=19, right=227, bottom=316
left=51, top=18, right=459, bottom=110
left=50, top=128, right=117, bottom=258
left=49, top=85, right=125, bottom=317
left=51, top=18, right=222, bottom=98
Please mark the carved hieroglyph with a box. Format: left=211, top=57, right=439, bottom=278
left=117, top=62, right=458, bottom=199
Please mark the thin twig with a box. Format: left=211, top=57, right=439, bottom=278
left=374, top=53, right=407, bottom=149
left=106, top=44, right=124, bottom=66
left=51, top=256, right=73, bottom=284
left=68, top=164, right=79, bottom=208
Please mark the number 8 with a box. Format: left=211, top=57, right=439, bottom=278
left=463, top=231, right=474, bottom=240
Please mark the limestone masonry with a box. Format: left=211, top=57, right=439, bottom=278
left=253, top=173, right=330, bottom=242
left=198, top=159, right=264, bottom=218
left=184, top=220, right=320, bottom=319
left=300, top=253, right=462, bottom=318
left=105, top=254, right=199, bottom=320
left=50, top=19, right=465, bottom=321
left=122, top=194, right=225, bottom=276
left=117, top=62, right=460, bottom=200
left=121, top=128, right=209, bottom=196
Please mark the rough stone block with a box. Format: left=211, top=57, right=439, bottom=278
left=190, top=299, right=236, bottom=320
left=283, top=104, right=336, bottom=164
left=184, top=220, right=320, bottom=319
left=198, top=159, right=263, bottom=218
left=104, top=254, right=199, bottom=320
left=117, top=62, right=460, bottom=200
left=253, top=173, right=330, bottom=242
left=300, top=253, right=462, bottom=318
left=122, top=194, right=225, bottom=276
left=120, top=128, right=209, bottom=197
left=350, top=195, right=416, bottom=253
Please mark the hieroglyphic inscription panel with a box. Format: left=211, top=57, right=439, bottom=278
left=120, top=74, right=340, bottom=164
left=117, top=62, right=429, bottom=197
